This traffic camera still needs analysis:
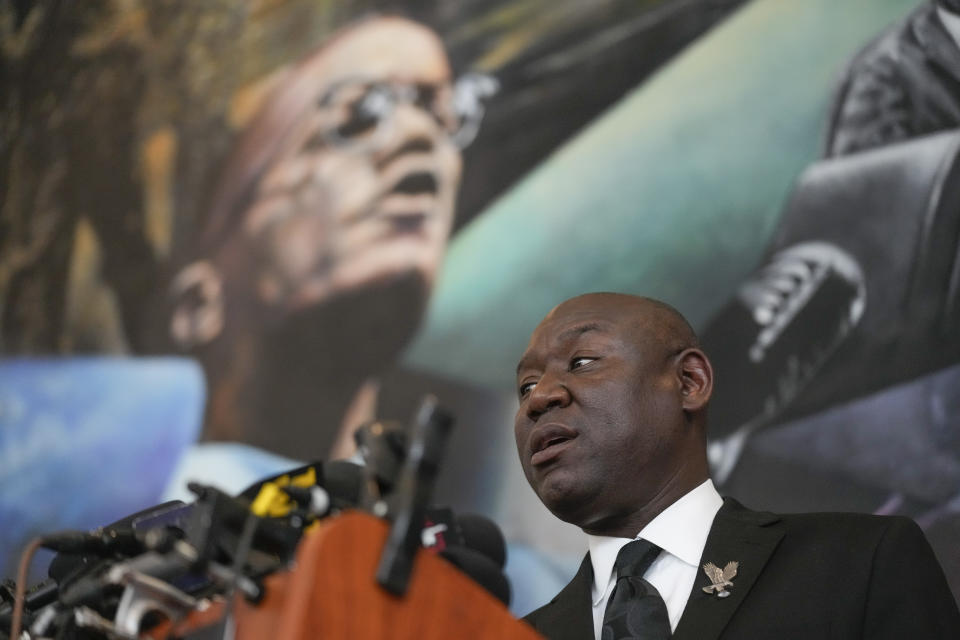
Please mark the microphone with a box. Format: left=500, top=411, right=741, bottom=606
left=238, top=459, right=513, bottom=602
left=47, top=500, right=192, bottom=583
left=354, top=420, right=407, bottom=494
left=322, top=460, right=365, bottom=509
left=376, top=396, right=454, bottom=595
left=421, top=510, right=507, bottom=567
left=238, top=460, right=364, bottom=513
left=419, top=509, right=510, bottom=604
left=40, top=528, right=143, bottom=556
left=456, top=513, right=507, bottom=569
left=439, top=545, right=511, bottom=605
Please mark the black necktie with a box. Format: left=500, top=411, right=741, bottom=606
left=601, top=539, right=671, bottom=640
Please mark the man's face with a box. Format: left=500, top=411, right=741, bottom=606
left=514, top=297, right=688, bottom=530
left=225, top=17, right=462, bottom=322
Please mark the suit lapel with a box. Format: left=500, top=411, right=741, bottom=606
left=914, top=6, right=960, bottom=87
left=532, top=554, right=595, bottom=640
left=672, top=498, right=784, bottom=640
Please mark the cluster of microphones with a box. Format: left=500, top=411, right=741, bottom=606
left=1, top=397, right=510, bottom=639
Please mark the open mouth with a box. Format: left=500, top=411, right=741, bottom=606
left=386, top=212, right=428, bottom=234
left=537, top=435, right=570, bottom=453
left=347, top=157, right=443, bottom=231
left=390, top=171, right=438, bottom=197
left=373, top=169, right=439, bottom=234
left=530, top=426, right=577, bottom=465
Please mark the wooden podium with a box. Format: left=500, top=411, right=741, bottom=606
left=151, top=511, right=542, bottom=639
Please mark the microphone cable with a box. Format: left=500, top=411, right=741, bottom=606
left=221, top=509, right=260, bottom=630
left=10, top=535, right=47, bottom=640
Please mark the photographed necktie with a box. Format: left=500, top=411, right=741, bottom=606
left=601, top=539, right=671, bottom=640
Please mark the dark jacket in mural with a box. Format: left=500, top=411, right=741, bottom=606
left=825, top=2, right=960, bottom=157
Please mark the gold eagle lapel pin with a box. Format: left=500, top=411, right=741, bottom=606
left=702, top=561, right=739, bottom=598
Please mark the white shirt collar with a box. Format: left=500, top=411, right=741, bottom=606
left=586, top=479, right=723, bottom=602
left=938, top=6, right=960, bottom=52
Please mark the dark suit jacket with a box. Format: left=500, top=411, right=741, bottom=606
left=523, top=498, right=960, bottom=639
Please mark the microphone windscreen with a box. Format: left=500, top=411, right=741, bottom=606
left=439, top=545, right=511, bottom=606
left=456, top=514, right=507, bottom=569
left=323, top=460, right=364, bottom=508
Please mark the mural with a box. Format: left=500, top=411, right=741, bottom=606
left=2, top=0, right=957, bottom=614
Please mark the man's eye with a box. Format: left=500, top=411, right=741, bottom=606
left=570, top=356, right=596, bottom=370
left=518, top=381, right=536, bottom=397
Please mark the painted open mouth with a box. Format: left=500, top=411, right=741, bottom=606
left=390, top=171, right=438, bottom=196
left=374, top=169, right=440, bottom=235
left=387, top=212, right=428, bottom=233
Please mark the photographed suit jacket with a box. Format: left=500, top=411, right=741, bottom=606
left=825, top=1, right=960, bottom=157
left=523, top=498, right=960, bottom=640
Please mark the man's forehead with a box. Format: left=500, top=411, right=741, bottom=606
left=517, top=311, right=627, bottom=374
left=516, top=294, right=680, bottom=372
left=538, top=294, right=647, bottom=334
left=536, top=309, right=615, bottom=337
left=317, top=17, right=451, bottom=85
left=534, top=316, right=616, bottom=345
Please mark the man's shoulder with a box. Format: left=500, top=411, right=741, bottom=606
left=717, top=497, right=929, bottom=559
left=775, top=508, right=922, bottom=540
left=775, top=508, right=911, bottom=526
left=726, top=495, right=915, bottom=527
left=521, top=593, right=582, bottom=638
left=519, top=553, right=593, bottom=637
left=521, top=582, right=564, bottom=625
left=522, top=601, right=553, bottom=625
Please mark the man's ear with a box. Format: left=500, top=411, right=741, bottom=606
left=169, top=260, right=225, bottom=350
left=678, top=348, right=713, bottom=412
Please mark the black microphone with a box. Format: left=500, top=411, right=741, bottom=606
left=438, top=545, right=511, bottom=605
left=456, top=513, right=507, bottom=570
left=238, top=460, right=364, bottom=513
left=0, top=580, right=58, bottom=628
left=354, top=421, right=407, bottom=488
left=420, top=510, right=507, bottom=568
left=419, top=509, right=511, bottom=604
left=376, top=396, right=454, bottom=595
left=40, top=528, right=142, bottom=556
left=323, top=460, right=365, bottom=509
left=48, top=500, right=192, bottom=583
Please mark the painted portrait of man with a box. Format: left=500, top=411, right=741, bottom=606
left=154, top=17, right=485, bottom=463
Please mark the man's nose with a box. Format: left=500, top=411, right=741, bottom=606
left=526, top=372, right=571, bottom=420
left=374, top=101, right=445, bottom=164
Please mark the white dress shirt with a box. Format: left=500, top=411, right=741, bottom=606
left=587, top=480, right=723, bottom=640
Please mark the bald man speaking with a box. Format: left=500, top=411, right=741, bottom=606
left=514, top=293, right=960, bottom=640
